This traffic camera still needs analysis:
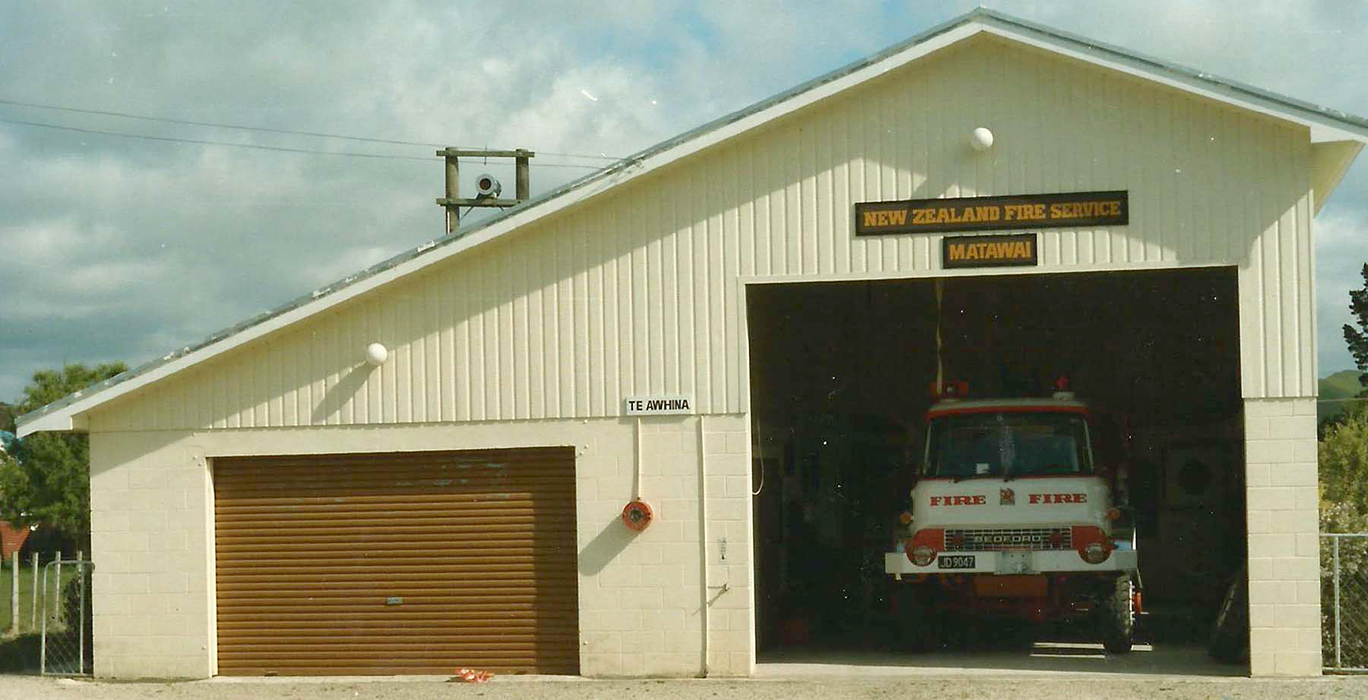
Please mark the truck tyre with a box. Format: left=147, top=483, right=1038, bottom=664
left=1208, top=565, right=1249, bottom=663
left=1100, top=575, right=1135, bottom=653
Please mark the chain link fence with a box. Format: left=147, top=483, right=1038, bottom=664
left=1323, top=534, right=1368, bottom=673
left=39, top=558, right=93, bottom=676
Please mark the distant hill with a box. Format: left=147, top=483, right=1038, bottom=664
left=1320, top=370, right=1367, bottom=423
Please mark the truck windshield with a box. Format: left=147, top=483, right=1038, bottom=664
left=924, top=412, right=1092, bottom=478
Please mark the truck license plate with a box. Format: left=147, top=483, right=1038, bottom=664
left=937, top=555, right=976, bottom=570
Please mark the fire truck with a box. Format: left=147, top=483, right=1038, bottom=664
left=884, top=381, right=1140, bottom=652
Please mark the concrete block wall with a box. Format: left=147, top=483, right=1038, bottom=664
left=576, top=414, right=754, bottom=677
left=1244, top=397, right=1321, bottom=676
left=87, top=415, right=755, bottom=679
left=89, top=432, right=214, bottom=679
left=701, top=415, right=756, bottom=677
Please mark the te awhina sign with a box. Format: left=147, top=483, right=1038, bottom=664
left=855, top=190, right=1128, bottom=236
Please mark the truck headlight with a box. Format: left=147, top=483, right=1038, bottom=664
left=905, top=528, right=944, bottom=567
left=1081, top=542, right=1109, bottom=564
left=911, top=546, right=936, bottom=566
left=1072, top=525, right=1112, bottom=564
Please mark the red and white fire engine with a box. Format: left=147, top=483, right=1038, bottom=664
left=885, top=380, right=1140, bottom=652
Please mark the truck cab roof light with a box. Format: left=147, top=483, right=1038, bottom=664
left=932, top=380, right=970, bottom=400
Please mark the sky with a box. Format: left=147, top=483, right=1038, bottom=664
left=2, top=1, right=1366, bottom=405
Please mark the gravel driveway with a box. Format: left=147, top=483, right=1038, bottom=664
left=4, top=675, right=1368, bottom=700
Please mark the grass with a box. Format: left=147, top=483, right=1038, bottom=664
left=0, top=563, right=80, bottom=638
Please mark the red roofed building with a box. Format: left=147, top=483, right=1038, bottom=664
left=0, top=519, right=30, bottom=558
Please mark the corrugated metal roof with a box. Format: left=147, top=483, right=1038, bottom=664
left=18, top=7, right=1368, bottom=434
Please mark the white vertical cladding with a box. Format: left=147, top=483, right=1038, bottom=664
left=1238, top=119, right=1316, bottom=400
left=90, top=35, right=1316, bottom=433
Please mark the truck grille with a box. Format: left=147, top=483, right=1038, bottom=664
left=943, top=527, right=1072, bottom=551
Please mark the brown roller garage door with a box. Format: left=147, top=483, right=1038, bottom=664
left=213, top=447, right=579, bottom=676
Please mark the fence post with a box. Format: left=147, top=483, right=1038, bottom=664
left=1335, top=537, right=1343, bottom=671
left=54, top=557, right=61, bottom=624
left=77, top=550, right=85, bottom=675
left=31, top=551, right=38, bottom=631
left=9, top=550, right=16, bottom=636
left=39, top=562, right=47, bottom=675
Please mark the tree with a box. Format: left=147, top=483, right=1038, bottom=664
left=1320, top=408, right=1368, bottom=517
left=0, top=401, right=16, bottom=434
left=1345, top=263, right=1368, bottom=395
left=0, top=362, right=127, bottom=547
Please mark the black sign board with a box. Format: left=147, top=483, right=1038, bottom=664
left=855, top=190, right=1128, bottom=236
left=942, top=233, right=1038, bottom=269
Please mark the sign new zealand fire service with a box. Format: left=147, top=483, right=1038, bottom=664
left=854, top=190, right=1128, bottom=236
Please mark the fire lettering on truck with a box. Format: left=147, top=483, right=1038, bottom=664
left=929, top=495, right=987, bottom=506
left=1028, top=493, right=1087, bottom=504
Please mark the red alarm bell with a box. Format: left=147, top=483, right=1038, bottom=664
left=621, top=499, right=655, bottom=531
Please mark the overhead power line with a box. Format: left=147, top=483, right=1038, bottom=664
left=0, top=97, right=622, bottom=161
left=0, top=116, right=607, bottom=169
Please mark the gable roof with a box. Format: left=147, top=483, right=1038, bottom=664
left=18, top=7, right=1368, bottom=437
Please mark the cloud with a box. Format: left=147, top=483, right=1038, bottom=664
left=1, top=0, right=1366, bottom=404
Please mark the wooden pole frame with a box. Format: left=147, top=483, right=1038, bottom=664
left=436, top=148, right=535, bottom=234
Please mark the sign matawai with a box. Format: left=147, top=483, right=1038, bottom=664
left=856, top=190, right=1128, bottom=236
left=943, top=233, right=1038, bottom=269
left=624, top=395, right=693, bottom=416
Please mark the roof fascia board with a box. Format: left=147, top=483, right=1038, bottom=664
left=19, top=412, right=72, bottom=435
left=975, top=19, right=1368, bottom=144
left=16, top=23, right=988, bottom=437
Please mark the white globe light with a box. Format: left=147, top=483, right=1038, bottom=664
left=365, top=342, right=389, bottom=367
left=970, top=127, right=995, bottom=152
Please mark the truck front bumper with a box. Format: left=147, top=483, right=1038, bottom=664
left=884, top=548, right=1138, bottom=576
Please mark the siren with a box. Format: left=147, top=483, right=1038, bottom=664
left=474, top=173, right=502, bottom=198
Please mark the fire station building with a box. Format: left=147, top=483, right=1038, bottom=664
left=18, top=8, right=1368, bottom=679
